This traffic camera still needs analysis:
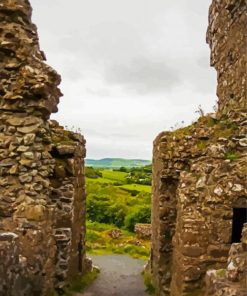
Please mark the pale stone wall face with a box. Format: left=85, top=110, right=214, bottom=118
left=0, top=1, right=89, bottom=295
left=151, top=0, right=247, bottom=295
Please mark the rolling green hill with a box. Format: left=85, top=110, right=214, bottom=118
left=85, top=158, right=151, bottom=168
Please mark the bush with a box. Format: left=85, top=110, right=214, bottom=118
left=86, top=194, right=127, bottom=227
left=124, top=205, right=151, bottom=232
left=85, top=167, right=102, bottom=179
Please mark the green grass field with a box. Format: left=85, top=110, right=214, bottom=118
left=85, top=170, right=129, bottom=185
left=85, top=176, right=115, bottom=184
left=101, top=170, right=128, bottom=182
left=119, top=184, right=152, bottom=193
left=86, top=169, right=151, bottom=193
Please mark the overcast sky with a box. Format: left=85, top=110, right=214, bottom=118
left=30, top=0, right=217, bottom=160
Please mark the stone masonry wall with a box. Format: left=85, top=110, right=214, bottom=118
left=0, top=1, right=89, bottom=295
left=205, top=223, right=247, bottom=296
left=151, top=0, right=247, bottom=295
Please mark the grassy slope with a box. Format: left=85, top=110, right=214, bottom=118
left=86, top=177, right=114, bottom=184
left=120, top=184, right=152, bottom=193
left=101, top=170, right=128, bottom=182
left=86, top=221, right=150, bottom=260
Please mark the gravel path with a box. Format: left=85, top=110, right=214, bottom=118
left=78, top=255, right=149, bottom=296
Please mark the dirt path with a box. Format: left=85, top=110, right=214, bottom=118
left=77, top=254, right=149, bottom=296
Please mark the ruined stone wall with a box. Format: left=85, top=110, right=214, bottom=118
left=0, top=1, right=89, bottom=295
left=151, top=0, right=247, bottom=295
left=207, top=0, right=246, bottom=116
left=205, top=223, right=247, bottom=296
left=135, top=223, right=152, bottom=240
left=50, top=121, right=88, bottom=289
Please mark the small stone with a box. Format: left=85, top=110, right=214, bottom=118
left=56, top=144, right=76, bottom=155
left=19, top=174, right=33, bottom=183
left=19, top=159, right=34, bottom=167
left=22, top=152, right=35, bottom=160
left=214, top=186, right=223, bottom=196
left=182, top=245, right=205, bottom=257
left=23, top=133, right=35, bottom=145
left=17, top=124, right=41, bottom=134
left=17, top=146, right=29, bottom=152
left=196, top=176, right=206, bottom=189
left=232, top=184, right=244, bottom=192
left=25, top=205, right=45, bottom=221
left=239, top=138, right=247, bottom=147
left=9, top=164, right=18, bottom=174
left=6, top=117, right=25, bottom=126
left=0, top=232, right=18, bottom=241
left=0, top=158, right=16, bottom=167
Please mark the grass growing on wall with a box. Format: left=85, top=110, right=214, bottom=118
left=142, top=271, right=156, bottom=295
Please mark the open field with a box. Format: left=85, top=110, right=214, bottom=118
left=101, top=170, right=128, bottom=182
left=119, top=184, right=152, bottom=193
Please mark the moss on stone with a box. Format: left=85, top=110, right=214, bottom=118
left=172, top=125, right=192, bottom=137
left=197, top=140, right=208, bottom=150
left=51, top=127, right=76, bottom=147
left=216, top=269, right=226, bottom=278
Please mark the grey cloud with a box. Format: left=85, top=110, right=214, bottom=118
left=86, top=88, right=112, bottom=97
left=31, top=0, right=216, bottom=159
left=197, top=55, right=211, bottom=69
left=104, top=57, right=181, bottom=94
left=63, top=64, right=85, bottom=81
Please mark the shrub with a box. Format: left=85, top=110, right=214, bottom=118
left=85, top=167, right=102, bottom=179
left=86, top=194, right=127, bottom=227
left=124, top=205, right=151, bottom=232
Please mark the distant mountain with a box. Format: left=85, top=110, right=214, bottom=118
left=85, top=158, right=151, bottom=168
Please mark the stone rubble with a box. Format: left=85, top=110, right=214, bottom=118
left=150, top=0, right=247, bottom=295
left=0, top=0, right=90, bottom=295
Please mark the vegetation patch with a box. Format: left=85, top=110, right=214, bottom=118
left=86, top=221, right=150, bottom=260
left=225, top=152, right=240, bottom=161
left=101, top=169, right=128, bottom=182
left=52, top=268, right=99, bottom=296
left=119, top=183, right=152, bottom=193
left=86, top=168, right=151, bottom=230
left=142, top=271, right=156, bottom=294
left=197, top=140, right=208, bottom=150
left=172, top=125, right=192, bottom=137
